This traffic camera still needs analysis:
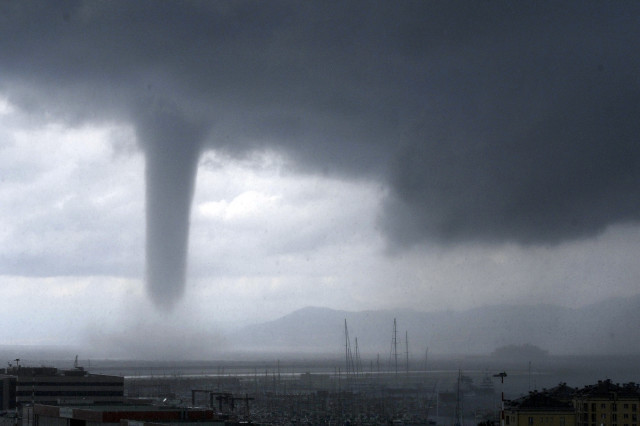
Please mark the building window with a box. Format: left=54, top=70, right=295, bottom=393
left=633, top=405, right=637, bottom=412
left=592, top=414, right=596, bottom=422
left=529, top=417, right=534, bottom=425
left=560, top=418, right=565, bottom=426
left=625, top=405, right=629, bottom=410
left=624, top=414, right=629, bottom=419
left=614, top=404, right=618, bottom=411
left=593, top=404, right=597, bottom=411
left=603, top=414, right=608, bottom=419
left=632, top=415, right=637, bottom=422
left=603, top=404, right=608, bottom=409
left=506, top=416, right=510, bottom=425
left=614, top=414, right=619, bottom=421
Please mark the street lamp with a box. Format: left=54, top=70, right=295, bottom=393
left=493, top=372, right=507, bottom=426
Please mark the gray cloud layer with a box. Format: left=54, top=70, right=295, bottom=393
left=1, top=1, right=639, bottom=304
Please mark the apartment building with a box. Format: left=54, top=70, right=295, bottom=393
left=505, top=391, right=576, bottom=426
left=506, top=380, right=640, bottom=426
left=574, top=380, right=640, bottom=426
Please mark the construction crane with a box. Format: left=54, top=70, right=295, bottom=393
left=190, top=390, right=254, bottom=414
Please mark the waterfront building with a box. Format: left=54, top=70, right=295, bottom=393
left=1, top=366, right=123, bottom=406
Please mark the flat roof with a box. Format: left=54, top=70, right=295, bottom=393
left=34, top=404, right=217, bottom=423
left=43, top=405, right=206, bottom=412
left=125, top=423, right=225, bottom=426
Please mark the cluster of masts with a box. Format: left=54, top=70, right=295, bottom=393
left=344, top=317, right=428, bottom=377
left=344, top=319, right=361, bottom=376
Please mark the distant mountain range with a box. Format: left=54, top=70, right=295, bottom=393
left=4, top=296, right=638, bottom=362
left=231, top=294, right=640, bottom=356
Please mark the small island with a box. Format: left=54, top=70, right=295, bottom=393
left=491, top=343, right=550, bottom=360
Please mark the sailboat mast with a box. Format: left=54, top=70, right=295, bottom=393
left=454, top=369, right=464, bottom=426
left=393, top=318, right=398, bottom=376
left=405, top=330, right=409, bottom=376
left=425, top=347, right=429, bottom=372
left=344, top=319, right=351, bottom=375
left=355, top=337, right=360, bottom=377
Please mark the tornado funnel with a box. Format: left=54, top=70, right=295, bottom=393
left=137, top=104, right=207, bottom=309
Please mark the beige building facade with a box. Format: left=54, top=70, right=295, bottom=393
left=505, top=392, right=575, bottom=426
left=506, top=381, right=640, bottom=426
left=574, top=381, right=639, bottom=426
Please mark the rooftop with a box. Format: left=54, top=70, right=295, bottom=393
left=507, top=391, right=574, bottom=411
left=546, top=382, right=578, bottom=400
left=4, top=366, right=85, bottom=377
left=575, top=380, right=640, bottom=399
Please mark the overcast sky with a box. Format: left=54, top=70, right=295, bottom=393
left=0, top=1, right=639, bottom=356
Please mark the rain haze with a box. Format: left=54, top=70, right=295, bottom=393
left=0, top=1, right=639, bottom=359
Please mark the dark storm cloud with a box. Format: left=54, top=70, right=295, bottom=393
left=385, top=76, right=640, bottom=246
left=1, top=1, right=639, bottom=302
